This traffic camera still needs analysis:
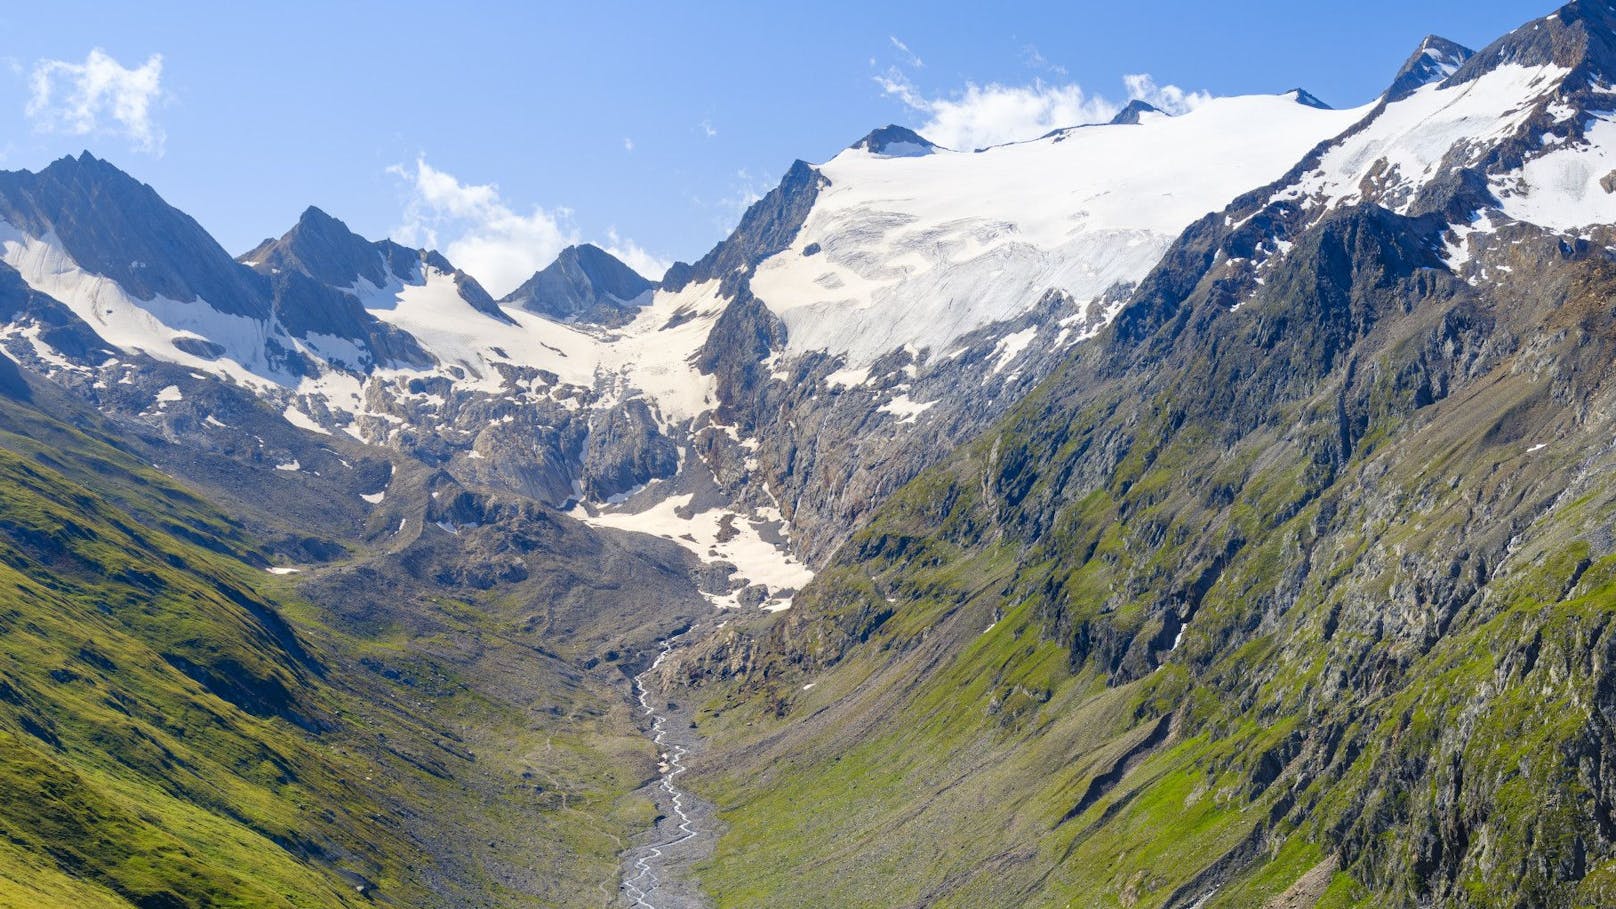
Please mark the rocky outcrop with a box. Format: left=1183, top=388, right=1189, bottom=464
left=579, top=398, right=680, bottom=501
left=663, top=159, right=828, bottom=293
left=0, top=152, right=270, bottom=319
left=1384, top=36, right=1476, bottom=102
left=500, top=244, right=654, bottom=327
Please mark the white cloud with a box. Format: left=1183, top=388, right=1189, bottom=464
left=1122, top=74, right=1213, bottom=115
left=700, top=118, right=718, bottom=138
left=26, top=49, right=165, bottom=154
left=388, top=156, right=667, bottom=297
left=878, top=68, right=1214, bottom=151
left=623, top=137, right=635, bottom=152
left=878, top=72, right=1113, bottom=151
left=389, top=156, right=577, bottom=298
left=604, top=228, right=671, bottom=280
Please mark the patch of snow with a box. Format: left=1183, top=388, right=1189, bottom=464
left=281, top=404, right=330, bottom=435
left=990, top=327, right=1038, bottom=374
left=360, top=491, right=385, bottom=504
left=825, top=362, right=872, bottom=388
left=274, top=460, right=300, bottom=472
left=1496, top=116, right=1616, bottom=230
left=878, top=394, right=938, bottom=424
left=155, top=384, right=183, bottom=403
left=1283, top=64, right=1569, bottom=216
left=0, top=222, right=289, bottom=390
left=572, top=493, right=814, bottom=610
left=265, top=567, right=301, bottom=575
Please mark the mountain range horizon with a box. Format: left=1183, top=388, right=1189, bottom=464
left=7, top=3, right=1616, bottom=908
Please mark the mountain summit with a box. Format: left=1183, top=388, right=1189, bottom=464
left=1108, top=100, right=1162, bottom=125
left=1384, top=35, right=1476, bottom=101
left=848, top=124, right=938, bottom=156
left=499, top=244, right=654, bottom=327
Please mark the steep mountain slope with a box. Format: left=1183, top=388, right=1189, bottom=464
left=677, top=5, right=1616, bottom=907
left=500, top=243, right=655, bottom=326
left=0, top=348, right=710, bottom=908
left=0, top=88, right=1365, bottom=619
left=11, top=7, right=1612, bottom=905
left=642, top=90, right=1366, bottom=570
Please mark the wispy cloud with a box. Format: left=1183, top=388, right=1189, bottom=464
left=1122, top=74, right=1213, bottom=115
left=1021, top=45, right=1067, bottom=77
left=25, top=49, right=166, bottom=154
left=889, top=36, right=924, bottom=69
left=623, top=137, right=635, bottom=152
left=700, top=118, right=718, bottom=139
left=877, top=72, right=1113, bottom=151
left=388, top=156, right=577, bottom=298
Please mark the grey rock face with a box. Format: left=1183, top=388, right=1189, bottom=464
left=0, top=349, right=27, bottom=401
left=848, top=125, right=938, bottom=156
left=1108, top=100, right=1162, bottom=125
left=1384, top=35, right=1476, bottom=102
left=580, top=398, right=681, bottom=502
left=695, top=284, right=787, bottom=430
left=501, top=244, right=653, bottom=327
left=0, top=152, right=270, bottom=319
left=663, top=159, right=828, bottom=293
left=245, top=206, right=390, bottom=288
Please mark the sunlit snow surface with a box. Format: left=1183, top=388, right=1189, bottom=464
left=0, top=222, right=289, bottom=389
left=573, top=491, right=814, bottom=611
left=1281, top=64, right=1571, bottom=216
left=1497, top=115, right=1616, bottom=230
left=751, top=93, right=1368, bottom=367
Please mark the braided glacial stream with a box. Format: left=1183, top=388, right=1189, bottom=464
left=619, top=629, right=714, bottom=908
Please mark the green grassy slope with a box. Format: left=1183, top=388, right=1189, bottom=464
left=0, top=379, right=704, bottom=907
left=683, top=208, right=1616, bottom=907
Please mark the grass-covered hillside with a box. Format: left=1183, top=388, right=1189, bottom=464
left=680, top=201, right=1616, bottom=908
left=0, top=372, right=705, bottom=908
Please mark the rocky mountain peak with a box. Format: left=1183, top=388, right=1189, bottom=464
left=1283, top=88, right=1332, bottom=109
left=1385, top=35, right=1476, bottom=101
left=0, top=152, right=271, bottom=319
left=662, top=159, right=828, bottom=294
left=243, top=205, right=390, bottom=290
left=499, top=243, right=653, bottom=328
left=1108, top=100, right=1162, bottom=125
left=1448, top=0, right=1616, bottom=86
left=849, top=124, right=938, bottom=156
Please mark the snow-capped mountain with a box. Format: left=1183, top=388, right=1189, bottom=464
left=0, top=44, right=1505, bottom=610
left=1147, top=0, right=1616, bottom=332
left=500, top=243, right=656, bottom=326
left=682, top=91, right=1367, bottom=563
left=746, top=94, right=1359, bottom=367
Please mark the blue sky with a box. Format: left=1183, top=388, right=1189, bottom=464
left=0, top=1, right=1545, bottom=295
